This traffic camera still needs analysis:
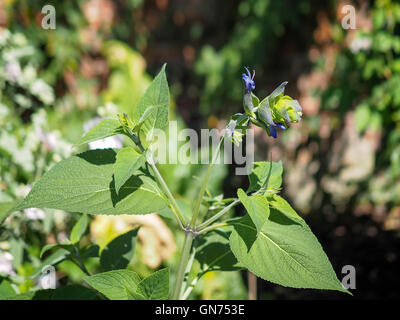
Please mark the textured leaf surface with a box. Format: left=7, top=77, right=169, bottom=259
left=70, top=214, right=89, bottom=244
left=133, top=64, right=169, bottom=144
left=0, top=201, right=15, bottom=225
left=237, top=188, right=269, bottom=232
left=229, top=205, right=348, bottom=293
left=195, top=230, right=241, bottom=273
left=84, top=270, right=141, bottom=300
left=14, top=149, right=167, bottom=215
left=75, top=119, right=124, bottom=146
left=248, top=161, right=283, bottom=192
left=136, top=268, right=169, bottom=300
left=100, top=228, right=139, bottom=271
left=114, top=148, right=146, bottom=194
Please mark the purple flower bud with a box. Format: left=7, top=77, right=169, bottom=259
left=242, top=67, right=255, bottom=92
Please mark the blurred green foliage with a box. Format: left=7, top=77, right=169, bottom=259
left=0, top=0, right=399, bottom=300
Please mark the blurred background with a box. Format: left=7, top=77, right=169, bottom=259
left=0, top=0, right=399, bottom=299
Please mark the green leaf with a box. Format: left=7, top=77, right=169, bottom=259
left=125, top=286, right=146, bottom=300
left=248, top=161, right=283, bottom=193
left=31, top=248, right=71, bottom=279
left=13, top=149, right=167, bottom=216
left=114, top=148, right=146, bottom=194
left=100, top=228, right=139, bottom=271
left=237, top=188, right=269, bottom=232
left=40, top=243, right=74, bottom=259
left=229, top=209, right=349, bottom=293
left=269, top=195, right=303, bottom=222
left=195, top=230, right=241, bottom=273
left=269, top=81, right=288, bottom=102
left=354, top=103, right=371, bottom=133
left=70, top=214, right=89, bottom=244
left=75, top=119, right=124, bottom=146
left=136, top=268, right=169, bottom=300
left=133, top=64, right=169, bottom=144
left=258, top=97, right=275, bottom=126
left=0, top=278, right=16, bottom=299
left=251, top=92, right=260, bottom=107
left=80, top=244, right=100, bottom=259
left=84, top=270, right=141, bottom=300
left=0, top=201, right=16, bottom=225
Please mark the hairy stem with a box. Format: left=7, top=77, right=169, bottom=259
left=196, top=222, right=229, bottom=235
left=171, top=233, right=193, bottom=299
left=149, top=160, right=186, bottom=229
left=197, top=198, right=240, bottom=231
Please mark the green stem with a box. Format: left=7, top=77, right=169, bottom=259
left=196, top=222, right=229, bottom=235
left=171, top=233, right=193, bottom=300
left=197, top=199, right=240, bottom=231
left=149, top=160, right=186, bottom=229
left=73, top=247, right=91, bottom=276
left=190, top=137, right=224, bottom=227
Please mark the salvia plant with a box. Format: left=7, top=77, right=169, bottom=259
left=6, top=64, right=350, bottom=299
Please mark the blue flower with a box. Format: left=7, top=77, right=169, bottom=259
left=267, top=123, right=286, bottom=139
left=242, top=67, right=255, bottom=92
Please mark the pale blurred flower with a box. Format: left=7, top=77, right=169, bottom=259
left=5, top=61, right=21, bottom=83
left=30, top=79, right=55, bottom=105
left=0, top=251, right=15, bottom=275
left=24, top=208, right=46, bottom=220
left=350, top=36, right=371, bottom=53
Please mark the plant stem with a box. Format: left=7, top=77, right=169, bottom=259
left=171, top=233, right=193, bottom=299
left=190, top=137, right=224, bottom=227
left=149, top=160, right=186, bottom=229
left=196, top=222, right=229, bottom=235
left=128, top=133, right=186, bottom=229
left=73, top=247, right=91, bottom=276
left=197, top=198, right=240, bottom=231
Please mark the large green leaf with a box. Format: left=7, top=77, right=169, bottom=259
left=13, top=149, right=167, bottom=215
left=100, top=228, right=139, bottom=271
left=136, top=268, right=169, bottom=300
left=248, top=161, right=283, bottom=193
left=237, top=188, right=269, bottom=232
left=70, top=214, right=89, bottom=244
left=229, top=207, right=348, bottom=293
left=84, top=270, right=141, bottom=300
left=75, top=119, right=124, bottom=146
left=195, top=230, right=241, bottom=273
left=114, top=147, right=146, bottom=194
left=133, top=64, right=169, bottom=144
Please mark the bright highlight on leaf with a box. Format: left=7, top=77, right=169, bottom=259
left=75, top=119, right=124, bottom=146
left=133, top=63, right=170, bottom=146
